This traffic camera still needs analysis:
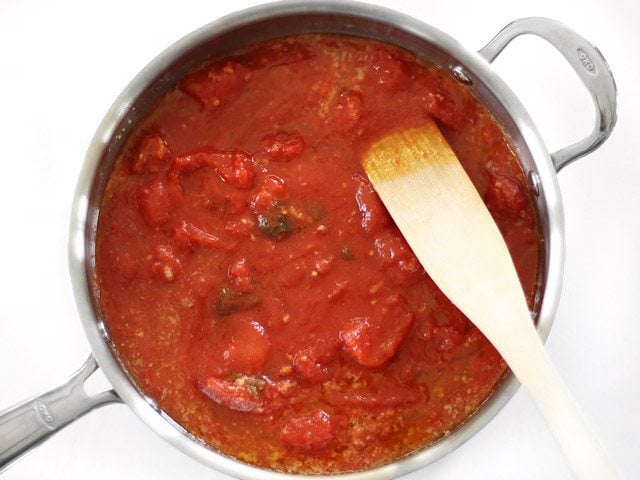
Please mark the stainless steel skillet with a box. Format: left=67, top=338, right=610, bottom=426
left=0, top=2, right=617, bottom=478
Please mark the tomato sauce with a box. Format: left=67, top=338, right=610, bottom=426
left=96, top=35, right=541, bottom=473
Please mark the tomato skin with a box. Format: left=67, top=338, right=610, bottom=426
left=200, top=377, right=264, bottom=412
left=172, top=220, right=226, bottom=249
left=324, top=377, right=426, bottom=408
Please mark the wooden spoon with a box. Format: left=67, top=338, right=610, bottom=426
left=362, top=119, right=618, bottom=479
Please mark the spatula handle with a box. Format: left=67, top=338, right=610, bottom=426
left=504, top=328, right=619, bottom=480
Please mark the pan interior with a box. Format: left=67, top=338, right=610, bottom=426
left=80, top=6, right=551, bottom=477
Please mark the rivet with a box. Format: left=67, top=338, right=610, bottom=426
left=528, top=171, right=541, bottom=196
left=144, top=395, right=159, bottom=411
left=533, top=287, right=542, bottom=311
left=97, top=320, right=110, bottom=339
left=451, top=65, right=472, bottom=85
left=531, top=284, right=543, bottom=323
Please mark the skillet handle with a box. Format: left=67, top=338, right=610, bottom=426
left=0, top=355, right=120, bottom=473
left=478, top=17, right=618, bottom=171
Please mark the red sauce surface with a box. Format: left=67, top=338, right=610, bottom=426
left=96, top=35, right=541, bottom=473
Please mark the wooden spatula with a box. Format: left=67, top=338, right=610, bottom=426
left=362, top=119, right=618, bottom=479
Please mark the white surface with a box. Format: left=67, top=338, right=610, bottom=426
left=0, top=0, right=638, bottom=479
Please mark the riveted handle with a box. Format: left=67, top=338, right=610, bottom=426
left=478, top=17, right=618, bottom=171
left=0, top=355, right=120, bottom=473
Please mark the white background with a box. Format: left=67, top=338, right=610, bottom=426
left=0, top=0, right=638, bottom=479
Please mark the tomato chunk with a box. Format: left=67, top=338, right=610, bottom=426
left=281, top=409, right=334, bottom=450
left=340, top=296, right=415, bottom=367
left=418, top=74, right=473, bottom=130
left=250, top=175, right=287, bottom=214
left=138, top=179, right=174, bottom=227
left=485, top=172, right=527, bottom=218
left=293, top=339, right=340, bottom=383
left=369, top=49, right=408, bottom=91
left=224, top=217, right=255, bottom=237
left=130, top=134, right=171, bottom=174
left=181, top=61, right=251, bottom=108
left=168, top=150, right=254, bottom=189
left=328, top=90, right=363, bottom=131
left=200, top=376, right=264, bottom=412
left=218, top=153, right=254, bottom=189
left=150, top=244, right=182, bottom=282
left=228, top=258, right=253, bottom=292
left=223, top=320, right=270, bottom=372
left=374, top=231, right=424, bottom=285
left=95, top=34, right=541, bottom=473
left=200, top=375, right=297, bottom=414
left=354, top=175, right=390, bottom=234
left=433, top=326, right=466, bottom=353
left=259, top=132, right=305, bottom=162
left=247, top=41, right=310, bottom=68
